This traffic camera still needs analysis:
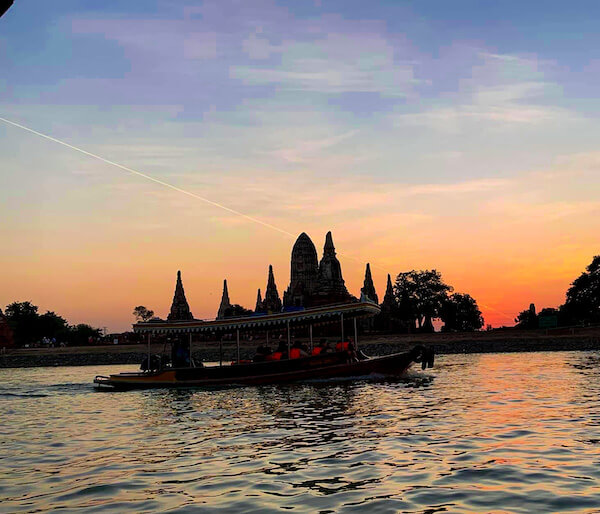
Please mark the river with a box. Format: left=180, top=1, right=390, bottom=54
left=1, top=351, right=599, bottom=513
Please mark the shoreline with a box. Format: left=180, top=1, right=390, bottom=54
left=1, top=329, right=599, bottom=368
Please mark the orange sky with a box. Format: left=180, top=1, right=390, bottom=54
left=0, top=145, right=597, bottom=332
left=2, top=4, right=600, bottom=332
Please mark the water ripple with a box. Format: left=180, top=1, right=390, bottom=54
left=1, top=352, right=600, bottom=512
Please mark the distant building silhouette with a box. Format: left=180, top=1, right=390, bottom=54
left=254, top=288, right=263, bottom=313
left=283, top=231, right=355, bottom=308
left=167, top=271, right=194, bottom=321
left=262, top=265, right=282, bottom=313
left=360, top=263, right=378, bottom=304
left=217, top=279, right=232, bottom=319
left=283, top=232, right=320, bottom=308
left=359, top=263, right=379, bottom=331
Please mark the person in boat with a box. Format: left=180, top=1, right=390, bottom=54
left=289, top=341, right=309, bottom=359
left=253, top=345, right=272, bottom=362
left=267, top=340, right=288, bottom=361
left=321, top=340, right=334, bottom=354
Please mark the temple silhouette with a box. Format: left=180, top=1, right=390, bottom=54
left=166, top=231, right=389, bottom=322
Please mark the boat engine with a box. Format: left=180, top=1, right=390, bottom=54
left=411, top=345, right=435, bottom=370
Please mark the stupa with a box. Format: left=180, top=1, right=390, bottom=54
left=262, top=265, right=282, bottom=313
left=360, top=263, right=378, bottom=303
left=167, top=271, right=194, bottom=321
left=283, top=232, right=319, bottom=308
left=217, top=279, right=232, bottom=319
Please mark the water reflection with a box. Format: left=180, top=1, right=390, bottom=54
left=1, top=353, right=599, bottom=512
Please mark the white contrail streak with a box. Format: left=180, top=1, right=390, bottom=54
left=0, top=115, right=387, bottom=273
left=1, top=116, right=509, bottom=323
left=0, top=115, right=296, bottom=238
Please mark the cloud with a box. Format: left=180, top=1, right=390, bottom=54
left=398, top=104, right=574, bottom=129
left=400, top=178, right=511, bottom=196
left=183, top=32, right=217, bottom=60
left=394, top=51, right=578, bottom=130
left=232, top=32, right=419, bottom=96
left=242, top=31, right=280, bottom=60
left=260, top=129, right=358, bottom=163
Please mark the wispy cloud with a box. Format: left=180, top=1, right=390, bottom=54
left=260, top=129, right=358, bottom=163
left=232, top=32, right=419, bottom=96
left=394, top=51, right=577, bottom=130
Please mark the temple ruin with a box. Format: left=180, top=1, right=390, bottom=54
left=261, top=265, right=282, bottom=313
left=165, top=230, right=393, bottom=323
left=217, top=279, right=232, bottom=319
left=283, top=231, right=354, bottom=308
left=167, top=271, right=194, bottom=321
left=360, top=263, right=378, bottom=304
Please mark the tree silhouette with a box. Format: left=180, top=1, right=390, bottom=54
left=514, top=303, right=538, bottom=329
left=224, top=304, right=254, bottom=318
left=5, top=302, right=39, bottom=346
left=394, top=270, right=453, bottom=332
left=441, top=293, right=484, bottom=332
left=4, top=301, right=102, bottom=346
left=561, top=255, right=600, bottom=325
left=133, top=305, right=155, bottom=322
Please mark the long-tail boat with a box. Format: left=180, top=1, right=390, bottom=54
left=94, top=301, right=434, bottom=390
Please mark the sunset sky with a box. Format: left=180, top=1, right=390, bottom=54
left=1, top=1, right=599, bottom=331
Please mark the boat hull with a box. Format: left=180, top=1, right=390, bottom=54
left=94, top=351, right=419, bottom=390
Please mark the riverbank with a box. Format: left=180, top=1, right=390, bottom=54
left=1, top=327, right=599, bottom=368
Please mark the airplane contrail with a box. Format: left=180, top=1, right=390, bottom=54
left=0, top=115, right=296, bottom=238
left=1, top=115, right=510, bottom=323
left=0, top=115, right=389, bottom=271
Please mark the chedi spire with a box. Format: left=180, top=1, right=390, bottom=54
left=323, top=230, right=335, bottom=256
left=382, top=273, right=395, bottom=307
left=167, top=270, right=194, bottom=321
left=360, top=263, right=378, bottom=303
left=217, top=279, right=232, bottom=319
left=255, top=289, right=263, bottom=313
left=263, top=264, right=282, bottom=313
left=316, top=231, right=350, bottom=297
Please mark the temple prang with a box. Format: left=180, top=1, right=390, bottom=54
left=262, top=264, right=282, bottom=313
left=313, top=231, right=354, bottom=305
left=381, top=273, right=396, bottom=310
left=283, top=232, right=319, bottom=308
left=361, top=263, right=378, bottom=304
left=255, top=288, right=263, bottom=313
left=217, top=279, right=232, bottom=319
left=167, top=270, right=194, bottom=321
left=283, top=231, right=355, bottom=309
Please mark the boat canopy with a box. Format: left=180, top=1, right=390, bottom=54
left=133, top=301, right=380, bottom=334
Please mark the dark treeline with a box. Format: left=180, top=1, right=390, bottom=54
left=515, top=255, right=600, bottom=329
left=378, top=269, right=484, bottom=333
left=2, top=301, right=102, bottom=347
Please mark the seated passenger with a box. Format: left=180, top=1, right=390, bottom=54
left=290, top=342, right=309, bottom=359
left=267, top=341, right=288, bottom=361
left=336, top=341, right=350, bottom=352
left=320, top=341, right=334, bottom=354
left=312, top=339, right=328, bottom=355
left=253, top=345, right=272, bottom=362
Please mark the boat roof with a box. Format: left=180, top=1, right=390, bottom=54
left=133, top=301, right=380, bottom=334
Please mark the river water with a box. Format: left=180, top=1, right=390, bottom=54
left=1, top=351, right=599, bottom=513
